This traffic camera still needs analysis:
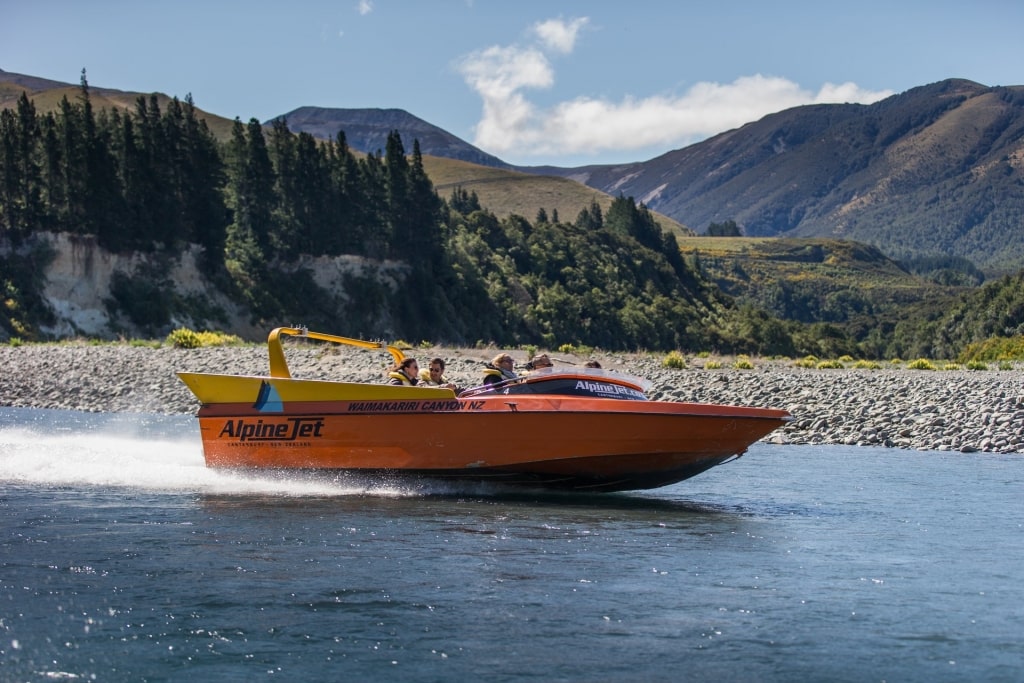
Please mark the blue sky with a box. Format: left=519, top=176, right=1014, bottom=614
left=2, top=0, right=1022, bottom=166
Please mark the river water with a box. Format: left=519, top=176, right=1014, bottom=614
left=2, top=407, right=1022, bottom=682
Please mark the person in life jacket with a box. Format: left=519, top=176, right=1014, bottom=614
left=387, top=358, right=420, bottom=385
left=419, top=357, right=460, bottom=392
left=482, top=353, right=517, bottom=385
left=524, top=353, right=553, bottom=372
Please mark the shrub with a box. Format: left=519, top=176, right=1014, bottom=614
left=966, top=360, right=988, bottom=371
left=8, top=337, right=23, bottom=347
left=662, top=350, right=687, bottom=369
left=734, top=355, right=754, bottom=370
left=558, top=342, right=594, bottom=356
left=838, top=355, right=854, bottom=363
left=852, top=359, right=882, bottom=370
left=906, top=358, right=936, bottom=370
left=793, top=356, right=817, bottom=368
left=816, top=359, right=844, bottom=369
left=167, top=328, right=202, bottom=349
left=166, top=328, right=242, bottom=349
left=194, top=331, right=243, bottom=347
left=703, top=360, right=723, bottom=369
left=942, top=363, right=961, bottom=371
left=998, top=361, right=1014, bottom=371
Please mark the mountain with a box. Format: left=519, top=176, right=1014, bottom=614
left=276, top=80, right=1024, bottom=275
left=275, top=106, right=511, bottom=169
left=532, top=80, right=1024, bottom=276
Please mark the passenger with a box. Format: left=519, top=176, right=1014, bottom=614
left=387, top=358, right=420, bottom=386
left=482, top=353, right=517, bottom=385
left=525, top=353, right=553, bottom=371
left=420, top=357, right=459, bottom=391
left=584, top=360, right=602, bottom=368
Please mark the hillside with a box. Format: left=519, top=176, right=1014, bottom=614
left=278, top=108, right=688, bottom=232
left=420, top=156, right=690, bottom=235
left=551, top=80, right=1024, bottom=275
left=676, top=236, right=962, bottom=325
left=0, top=69, right=240, bottom=140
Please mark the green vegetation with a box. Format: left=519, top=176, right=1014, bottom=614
left=702, top=220, right=741, bottom=237
left=733, top=355, right=754, bottom=370
left=662, top=350, right=686, bottom=369
left=2, top=75, right=1022, bottom=361
left=166, top=328, right=243, bottom=348
left=679, top=236, right=957, bottom=328
left=422, top=156, right=689, bottom=236
left=556, top=342, right=594, bottom=356
left=958, top=335, right=1024, bottom=363
left=679, top=236, right=1024, bottom=361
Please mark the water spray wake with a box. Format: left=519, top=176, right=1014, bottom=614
left=0, top=408, right=435, bottom=497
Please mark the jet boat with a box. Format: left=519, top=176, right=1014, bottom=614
left=177, top=327, right=792, bottom=492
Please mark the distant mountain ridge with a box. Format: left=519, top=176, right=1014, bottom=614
left=275, top=106, right=511, bottom=169
left=550, top=79, right=1024, bottom=275
left=280, top=80, right=1024, bottom=276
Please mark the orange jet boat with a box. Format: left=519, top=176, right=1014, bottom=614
left=177, top=327, right=792, bottom=492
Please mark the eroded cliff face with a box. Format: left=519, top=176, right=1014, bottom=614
left=32, top=233, right=257, bottom=339
left=12, top=233, right=408, bottom=341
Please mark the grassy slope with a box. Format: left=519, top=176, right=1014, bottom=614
left=676, top=236, right=963, bottom=318
left=421, top=155, right=691, bottom=235
left=0, top=83, right=240, bottom=139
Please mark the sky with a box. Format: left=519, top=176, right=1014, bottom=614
left=2, top=0, right=1023, bottom=167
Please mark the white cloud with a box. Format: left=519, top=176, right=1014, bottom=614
left=532, top=17, right=588, bottom=54
left=357, top=0, right=373, bottom=16
left=456, top=20, right=894, bottom=162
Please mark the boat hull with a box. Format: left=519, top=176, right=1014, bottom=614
left=181, top=372, right=790, bottom=492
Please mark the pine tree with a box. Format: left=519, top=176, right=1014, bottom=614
left=384, top=130, right=410, bottom=258
left=179, top=95, right=227, bottom=267
left=407, top=139, right=443, bottom=274
left=223, top=118, right=272, bottom=283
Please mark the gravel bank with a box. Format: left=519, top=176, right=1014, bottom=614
left=2, top=343, right=1022, bottom=454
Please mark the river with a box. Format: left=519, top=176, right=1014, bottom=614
left=2, top=407, right=1022, bottom=682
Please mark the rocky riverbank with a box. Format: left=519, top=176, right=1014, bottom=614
left=2, top=343, right=1022, bottom=453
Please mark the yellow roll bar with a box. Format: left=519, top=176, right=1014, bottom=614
left=267, top=326, right=406, bottom=378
